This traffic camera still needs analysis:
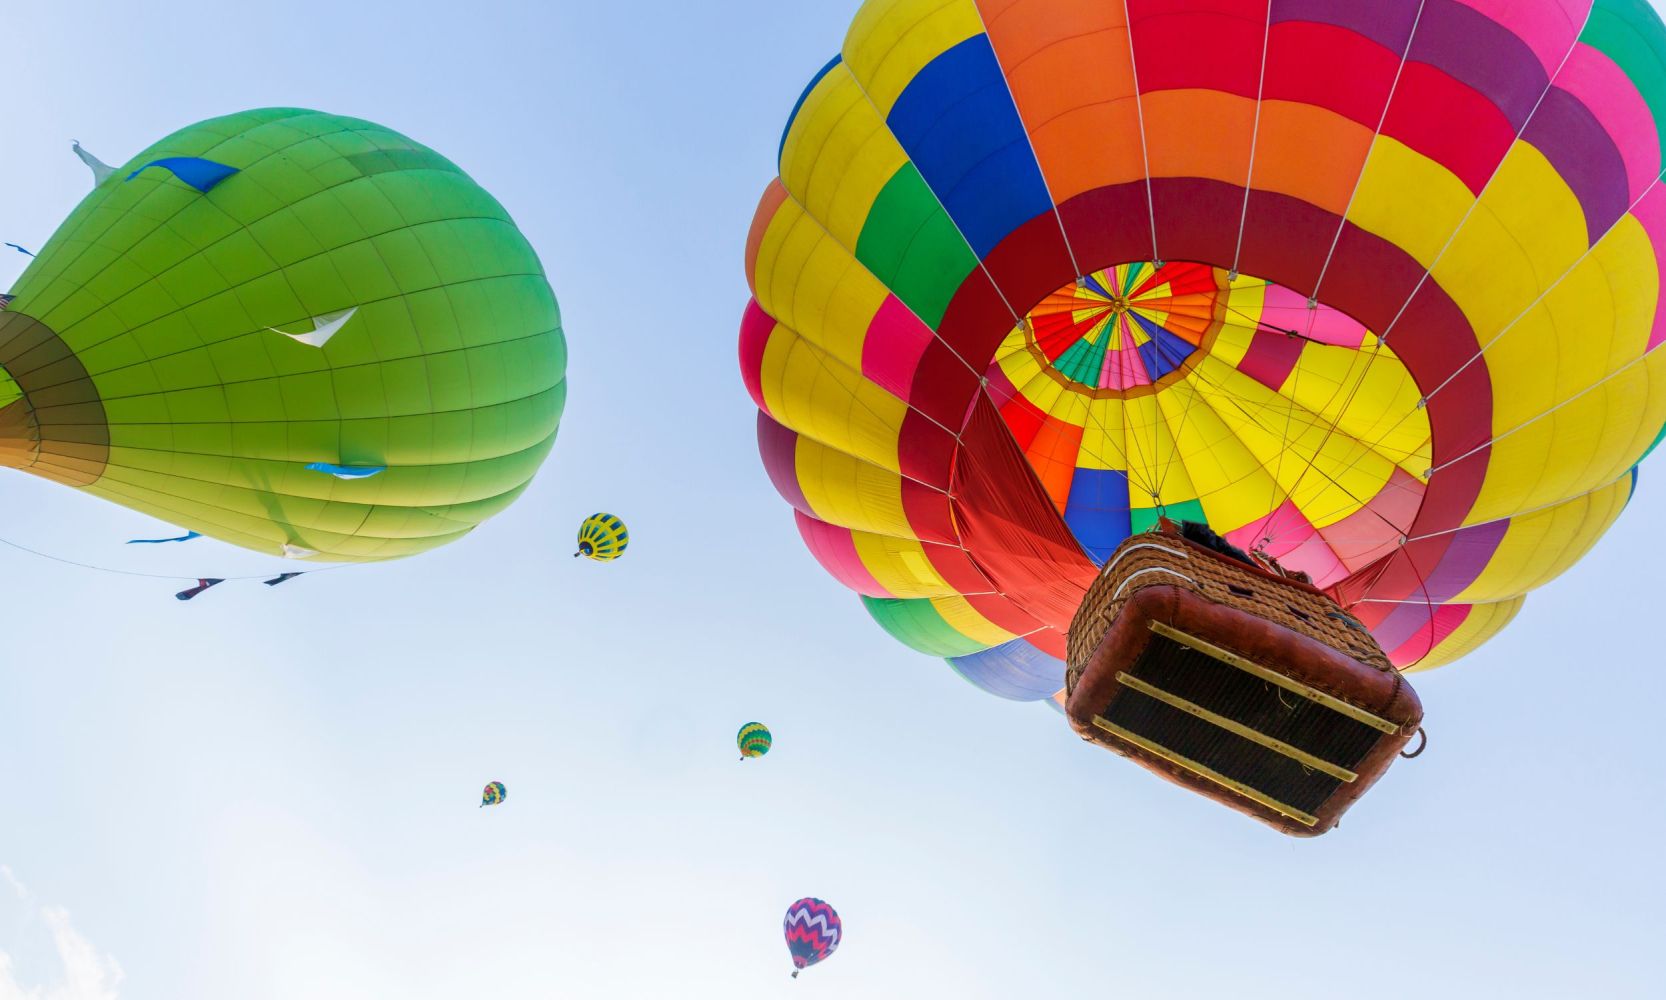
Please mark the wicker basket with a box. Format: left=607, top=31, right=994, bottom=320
left=1066, top=526, right=1394, bottom=682
left=1064, top=521, right=1421, bottom=836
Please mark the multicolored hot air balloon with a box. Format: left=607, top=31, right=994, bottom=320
left=783, top=897, right=840, bottom=978
left=740, top=0, right=1666, bottom=706
left=575, top=513, right=629, bottom=561
left=1, top=109, right=566, bottom=562
left=737, top=722, right=773, bottom=760
left=480, top=781, right=506, bottom=808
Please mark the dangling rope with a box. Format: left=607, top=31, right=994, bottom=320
left=1229, top=1, right=1275, bottom=280
left=1284, top=2, right=1609, bottom=520
left=0, top=529, right=359, bottom=603
left=1261, top=5, right=1434, bottom=544
left=965, top=0, right=1084, bottom=279
left=1308, top=0, right=1429, bottom=305
left=1120, top=0, right=1161, bottom=267
left=1368, top=5, right=1598, bottom=353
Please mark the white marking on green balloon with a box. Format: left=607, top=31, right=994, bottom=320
left=269, top=307, right=357, bottom=348
left=72, top=141, right=115, bottom=186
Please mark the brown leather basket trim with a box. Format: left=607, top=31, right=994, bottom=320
left=1066, top=578, right=1423, bottom=837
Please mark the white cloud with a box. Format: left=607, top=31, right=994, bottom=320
left=0, top=868, right=122, bottom=1000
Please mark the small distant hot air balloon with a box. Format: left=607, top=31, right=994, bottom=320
left=575, top=513, right=628, bottom=561
left=783, top=898, right=840, bottom=978
left=737, top=722, right=772, bottom=761
left=480, top=781, right=506, bottom=808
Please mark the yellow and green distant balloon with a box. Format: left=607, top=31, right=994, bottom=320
left=1, top=109, right=566, bottom=562
left=737, top=722, right=772, bottom=760
left=481, top=781, right=506, bottom=808
left=575, top=512, right=628, bottom=561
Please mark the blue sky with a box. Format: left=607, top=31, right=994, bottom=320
left=2, top=2, right=1663, bottom=997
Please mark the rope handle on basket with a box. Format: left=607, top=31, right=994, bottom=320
left=1399, top=727, right=1427, bottom=759
left=1326, top=609, right=1369, bottom=633
left=1110, top=567, right=1198, bottom=602
left=1100, top=543, right=1190, bottom=579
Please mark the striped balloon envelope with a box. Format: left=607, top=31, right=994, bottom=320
left=739, top=0, right=1666, bottom=706
left=782, top=897, right=841, bottom=977
left=737, top=722, right=773, bottom=759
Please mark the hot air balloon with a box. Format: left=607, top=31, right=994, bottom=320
left=0, top=109, right=566, bottom=562
left=783, top=898, right=840, bottom=978
left=575, top=513, right=628, bottom=561
left=480, top=781, right=506, bottom=808
left=737, top=722, right=773, bottom=760
left=740, top=0, right=1666, bottom=831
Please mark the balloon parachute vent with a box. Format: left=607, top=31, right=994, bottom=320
left=1064, top=522, right=1423, bottom=837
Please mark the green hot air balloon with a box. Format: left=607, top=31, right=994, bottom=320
left=0, top=109, right=566, bottom=561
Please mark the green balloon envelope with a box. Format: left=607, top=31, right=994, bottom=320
left=0, top=108, right=566, bottom=561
